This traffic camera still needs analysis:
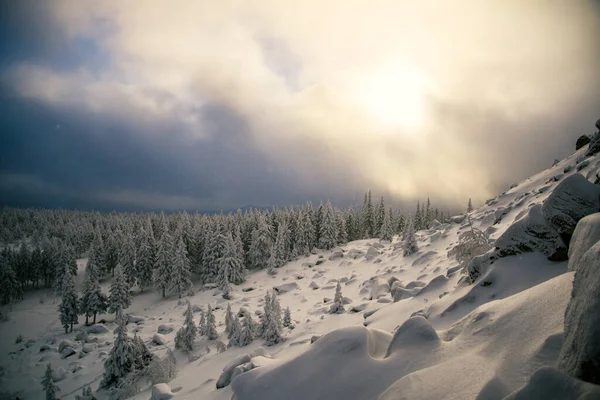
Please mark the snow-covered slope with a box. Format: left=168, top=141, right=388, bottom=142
left=1, top=147, right=599, bottom=400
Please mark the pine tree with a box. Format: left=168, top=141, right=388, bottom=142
left=136, top=228, right=155, bottom=292
left=169, top=236, right=192, bottom=299
left=101, top=316, right=136, bottom=388
left=108, top=267, right=131, bottom=319
left=58, top=264, right=78, bottom=333
left=175, top=301, right=197, bottom=352
left=42, top=363, right=60, bottom=400
left=155, top=229, right=174, bottom=298
left=261, top=290, right=282, bottom=345
left=119, top=233, right=137, bottom=289
left=293, top=209, right=313, bottom=256
left=0, top=251, right=22, bottom=305
left=329, top=282, right=345, bottom=314
left=379, top=207, right=394, bottom=241
left=266, top=245, right=278, bottom=275
left=361, top=191, right=375, bottom=238
left=403, top=217, right=419, bottom=256
left=375, top=197, right=385, bottom=235
left=425, top=197, right=433, bottom=228
left=218, top=233, right=245, bottom=287
left=132, top=333, right=154, bottom=369
left=225, top=303, right=234, bottom=335
left=319, top=201, right=338, bottom=250
left=249, top=214, right=273, bottom=269
left=467, top=198, right=473, bottom=213
left=228, top=314, right=241, bottom=347
left=336, top=211, right=348, bottom=245
left=238, top=314, right=255, bottom=347
left=198, top=308, right=207, bottom=337
left=205, top=305, right=218, bottom=340
left=80, top=252, right=107, bottom=325
left=274, top=220, right=289, bottom=267
left=414, top=201, right=423, bottom=231
left=283, top=306, right=292, bottom=328
left=75, top=386, right=96, bottom=400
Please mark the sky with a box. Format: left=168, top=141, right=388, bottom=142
left=1, top=1, right=599, bottom=213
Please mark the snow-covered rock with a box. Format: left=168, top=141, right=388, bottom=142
left=450, top=214, right=466, bottom=224
left=405, top=280, right=426, bottom=289
left=541, top=173, right=600, bottom=244
left=151, top=383, right=174, bottom=400
left=558, top=240, right=600, bottom=384
left=82, top=343, right=97, bottom=353
left=576, top=135, right=591, bottom=150
left=329, top=251, right=344, bottom=260
left=152, top=333, right=167, bottom=345
left=217, top=354, right=252, bottom=388
left=86, top=324, right=110, bottom=334
left=127, top=314, right=145, bottom=324
left=365, top=246, right=379, bottom=261
left=60, top=347, right=76, bottom=359
left=58, top=340, right=77, bottom=353
left=369, top=279, right=390, bottom=300
left=494, top=204, right=567, bottom=260
left=567, top=213, right=600, bottom=272
left=157, top=324, right=174, bottom=334
left=274, top=282, right=299, bottom=294
left=347, top=249, right=364, bottom=259
left=393, top=287, right=415, bottom=302
left=350, top=303, right=369, bottom=313
left=52, top=367, right=69, bottom=382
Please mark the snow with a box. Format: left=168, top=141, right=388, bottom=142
left=1, top=149, right=599, bottom=400
left=567, top=212, right=600, bottom=272
left=150, top=383, right=174, bottom=400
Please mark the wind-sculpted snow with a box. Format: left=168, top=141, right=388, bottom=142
left=567, top=213, right=600, bottom=272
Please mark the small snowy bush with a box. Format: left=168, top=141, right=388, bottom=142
left=147, top=348, right=177, bottom=385
left=15, top=333, right=23, bottom=344
left=448, top=218, right=491, bottom=271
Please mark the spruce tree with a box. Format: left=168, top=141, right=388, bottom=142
left=261, top=290, right=282, bottom=345
left=58, top=264, right=79, bottom=333
left=198, top=308, right=207, bottom=337
left=249, top=214, right=273, bottom=269
left=318, top=201, right=338, bottom=250
left=375, top=197, right=385, bottom=235
left=136, top=228, right=154, bottom=292
left=80, top=252, right=107, bottom=325
left=283, top=306, right=292, bottom=328
left=225, top=303, right=234, bottom=335
left=467, top=198, right=473, bottom=213
left=175, top=301, right=197, bottom=352
left=228, top=314, right=241, bottom=347
left=329, top=282, right=345, bottom=314
left=108, top=267, right=131, bottom=319
left=379, top=207, right=394, bottom=241
left=0, top=251, right=22, bottom=305
left=239, top=314, right=255, bottom=347
left=274, top=220, right=289, bottom=267
left=336, top=211, right=348, bottom=245
left=132, top=333, right=154, bottom=369
left=119, top=232, right=137, bottom=289
left=169, top=235, right=192, bottom=298
left=206, top=305, right=218, bottom=340
left=218, top=233, right=245, bottom=287
left=101, top=316, right=136, bottom=388
left=42, top=363, right=60, bottom=400
left=414, top=201, right=423, bottom=231
left=403, top=217, right=419, bottom=256
left=154, top=229, right=174, bottom=298
left=266, top=246, right=278, bottom=276
left=75, top=386, right=96, bottom=400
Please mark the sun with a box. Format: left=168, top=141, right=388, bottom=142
left=362, top=64, right=427, bottom=129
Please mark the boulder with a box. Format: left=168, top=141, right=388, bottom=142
left=350, top=303, right=369, bottom=313
left=365, top=246, right=379, bottom=261
left=58, top=340, right=77, bottom=353
left=342, top=296, right=353, bottom=305
left=87, top=324, right=110, bottom=334
left=60, top=347, right=76, bottom=359
left=82, top=343, right=97, bottom=353
left=346, top=249, right=364, bottom=259
left=274, top=282, right=299, bottom=294
left=393, top=287, right=415, bottom=302
left=568, top=213, right=600, bottom=272
left=390, top=280, right=405, bottom=297
left=495, top=204, right=567, bottom=261
left=586, top=132, right=600, bottom=156
left=217, top=354, right=252, bottom=388
left=152, top=333, right=167, bottom=345
left=541, top=173, right=600, bottom=246
left=428, top=219, right=441, bottom=229
left=151, top=383, right=174, bottom=400
left=302, top=262, right=315, bottom=268
left=328, top=251, right=344, bottom=261
left=309, top=281, right=319, bottom=290
left=315, top=259, right=326, bottom=266
left=450, top=214, right=467, bottom=224
left=405, top=280, right=426, bottom=289
left=369, top=278, right=390, bottom=300
left=157, top=324, right=174, bottom=334
left=576, top=135, right=591, bottom=150
left=127, top=314, right=145, bottom=324
left=310, top=335, right=321, bottom=344
left=52, top=367, right=69, bottom=382
left=558, top=240, right=600, bottom=384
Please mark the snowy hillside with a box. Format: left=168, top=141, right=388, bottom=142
left=1, top=144, right=600, bottom=400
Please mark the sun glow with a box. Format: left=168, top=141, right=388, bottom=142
left=362, top=64, right=427, bottom=129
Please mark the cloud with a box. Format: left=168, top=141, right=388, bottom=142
left=2, top=0, right=599, bottom=211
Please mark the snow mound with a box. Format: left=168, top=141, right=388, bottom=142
left=559, top=240, right=600, bottom=384
left=495, top=204, right=567, bottom=260
left=385, top=317, right=439, bottom=357
left=157, top=324, right=174, bottom=334
left=414, top=275, right=449, bottom=297
left=567, top=213, right=600, bottom=272
left=392, top=287, right=415, bottom=302
left=369, top=278, right=390, bottom=299
left=366, top=246, right=379, bottom=261
left=86, top=324, right=110, bottom=334
left=541, top=173, right=600, bottom=244
left=151, top=383, right=174, bottom=400
left=274, top=282, right=299, bottom=294
left=502, top=366, right=600, bottom=400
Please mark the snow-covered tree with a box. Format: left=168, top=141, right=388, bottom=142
left=75, top=386, right=96, bottom=400
left=132, top=333, right=154, bottom=369
left=225, top=303, right=234, bottom=335
left=467, top=198, right=473, bottom=213
left=336, top=211, right=348, bottom=245
left=238, top=314, right=255, bottom=347
left=58, top=264, right=78, bottom=333
left=228, top=314, right=241, bottom=347
left=283, top=306, right=292, bottom=328
left=448, top=217, right=491, bottom=270
left=80, top=253, right=107, bottom=325
left=135, top=228, right=155, bottom=292
left=154, top=229, right=174, bottom=298
left=274, top=220, right=289, bottom=267
left=42, top=363, right=60, bottom=400
left=198, top=308, right=207, bottom=337
left=329, top=282, right=345, bottom=314
left=266, top=246, right=278, bottom=276
left=0, top=251, right=22, bottom=305
left=379, top=207, right=394, bottom=241
left=361, top=191, right=375, bottom=238
left=108, top=267, right=131, bottom=319
left=205, top=305, right=218, bottom=340
left=261, top=290, right=282, bottom=345
left=249, top=214, right=273, bottom=269
left=169, top=236, right=192, bottom=298
left=100, top=316, right=136, bottom=388
left=175, top=301, right=197, bottom=352
left=319, top=201, right=338, bottom=250
left=375, top=196, right=385, bottom=235
left=403, top=217, right=419, bottom=257
left=414, top=201, right=423, bottom=231
left=119, top=232, right=137, bottom=289
left=218, top=233, right=245, bottom=289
